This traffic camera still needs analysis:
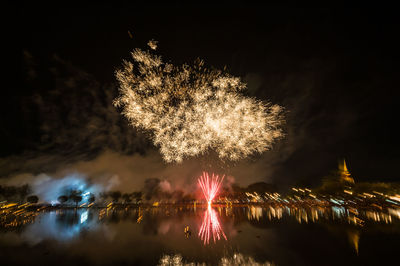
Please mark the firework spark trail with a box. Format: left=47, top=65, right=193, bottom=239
left=199, top=205, right=227, bottom=245
left=114, top=41, right=285, bottom=163
left=198, top=172, right=224, bottom=205
left=198, top=172, right=227, bottom=244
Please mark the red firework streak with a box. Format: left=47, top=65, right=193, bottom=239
left=198, top=172, right=224, bottom=205
left=199, top=205, right=227, bottom=245
left=198, top=172, right=227, bottom=244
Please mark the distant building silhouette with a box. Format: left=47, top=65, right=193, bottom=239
left=339, top=159, right=355, bottom=185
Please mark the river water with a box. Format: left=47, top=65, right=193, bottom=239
left=0, top=205, right=399, bottom=265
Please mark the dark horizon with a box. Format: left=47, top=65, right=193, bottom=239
left=3, top=6, right=400, bottom=190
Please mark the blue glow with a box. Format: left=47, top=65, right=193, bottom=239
left=329, top=198, right=342, bottom=205
left=332, top=206, right=346, bottom=218
left=386, top=199, right=399, bottom=205
left=80, top=211, right=88, bottom=224
left=31, top=173, right=103, bottom=204
left=21, top=210, right=98, bottom=243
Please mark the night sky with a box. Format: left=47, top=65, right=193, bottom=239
left=3, top=6, right=400, bottom=190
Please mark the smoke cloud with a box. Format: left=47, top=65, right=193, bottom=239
left=0, top=51, right=301, bottom=195
left=3, top=41, right=377, bottom=195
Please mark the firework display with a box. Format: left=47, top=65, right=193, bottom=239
left=198, top=205, right=227, bottom=245
left=114, top=41, right=284, bottom=163
left=198, top=172, right=224, bottom=205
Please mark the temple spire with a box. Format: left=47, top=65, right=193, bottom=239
left=339, top=159, right=355, bottom=184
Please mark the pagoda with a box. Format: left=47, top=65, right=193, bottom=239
left=339, top=159, right=355, bottom=185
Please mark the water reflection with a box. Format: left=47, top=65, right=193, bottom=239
left=198, top=205, right=227, bottom=245
left=0, top=204, right=399, bottom=265
left=159, top=253, right=273, bottom=266
left=243, top=205, right=400, bottom=226
left=347, top=229, right=360, bottom=255
left=24, top=209, right=97, bottom=243
left=2, top=205, right=400, bottom=236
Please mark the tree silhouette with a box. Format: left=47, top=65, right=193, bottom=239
left=58, top=195, right=68, bottom=206
left=88, top=194, right=95, bottom=204
left=122, top=193, right=131, bottom=205
left=27, top=195, right=39, bottom=204
left=132, top=191, right=142, bottom=204
left=70, top=190, right=83, bottom=208
left=110, top=191, right=122, bottom=203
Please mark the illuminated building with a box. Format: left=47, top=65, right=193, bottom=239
left=339, top=159, right=355, bottom=185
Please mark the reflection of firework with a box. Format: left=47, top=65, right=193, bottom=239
left=159, top=253, right=272, bottom=265
left=198, top=172, right=224, bottom=205
left=114, top=41, right=284, bottom=163
left=199, top=205, right=227, bottom=245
